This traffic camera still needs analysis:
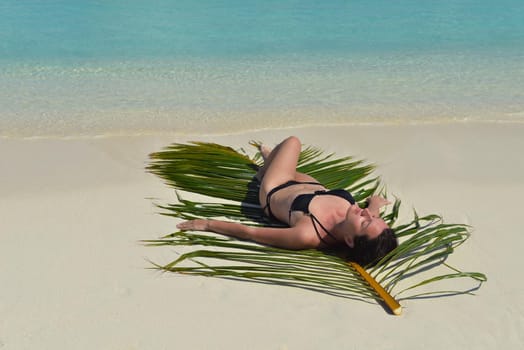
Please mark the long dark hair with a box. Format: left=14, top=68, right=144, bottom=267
left=346, top=228, right=398, bottom=267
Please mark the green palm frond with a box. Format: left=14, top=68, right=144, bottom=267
left=145, top=141, right=486, bottom=310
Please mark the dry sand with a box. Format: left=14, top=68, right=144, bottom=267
left=1, top=123, right=523, bottom=349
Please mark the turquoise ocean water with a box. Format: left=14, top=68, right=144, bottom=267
left=1, top=0, right=524, bottom=137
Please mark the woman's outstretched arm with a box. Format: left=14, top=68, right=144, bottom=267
left=177, top=219, right=317, bottom=250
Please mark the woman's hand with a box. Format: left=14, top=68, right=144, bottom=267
left=368, top=195, right=391, bottom=208
left=367, top=196, right=391, bottom=218
left=177, top=219, right=210, bottom=231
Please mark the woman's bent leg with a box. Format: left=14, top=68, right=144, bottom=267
left=258, top=136, right=302, bottom=207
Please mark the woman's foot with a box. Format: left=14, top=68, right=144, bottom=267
left=260, top=145, right=272, bottom=161
left=255, top=145, right=273, bottom=181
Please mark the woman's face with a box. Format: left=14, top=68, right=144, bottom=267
left=344, top=204, right=388, bottom=246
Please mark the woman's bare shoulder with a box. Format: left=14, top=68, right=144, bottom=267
left=291, top=216, right=324, bottom=248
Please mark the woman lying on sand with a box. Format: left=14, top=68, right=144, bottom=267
left=177, top=136, right=398, bottom=266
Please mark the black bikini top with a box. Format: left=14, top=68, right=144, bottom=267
left=289, top=189, right=355, bottom=245
left=290, top=189, right=355, bottom=214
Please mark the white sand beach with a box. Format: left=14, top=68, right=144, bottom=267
left=1, top=123, right=523, bottom=349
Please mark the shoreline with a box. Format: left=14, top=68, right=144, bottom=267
left=2, top=118, right=524, bottom=140
left=1, top=123, right=523, bottom=349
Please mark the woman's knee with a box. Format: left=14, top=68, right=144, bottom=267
left=283, top=136, right=301, bottom=149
